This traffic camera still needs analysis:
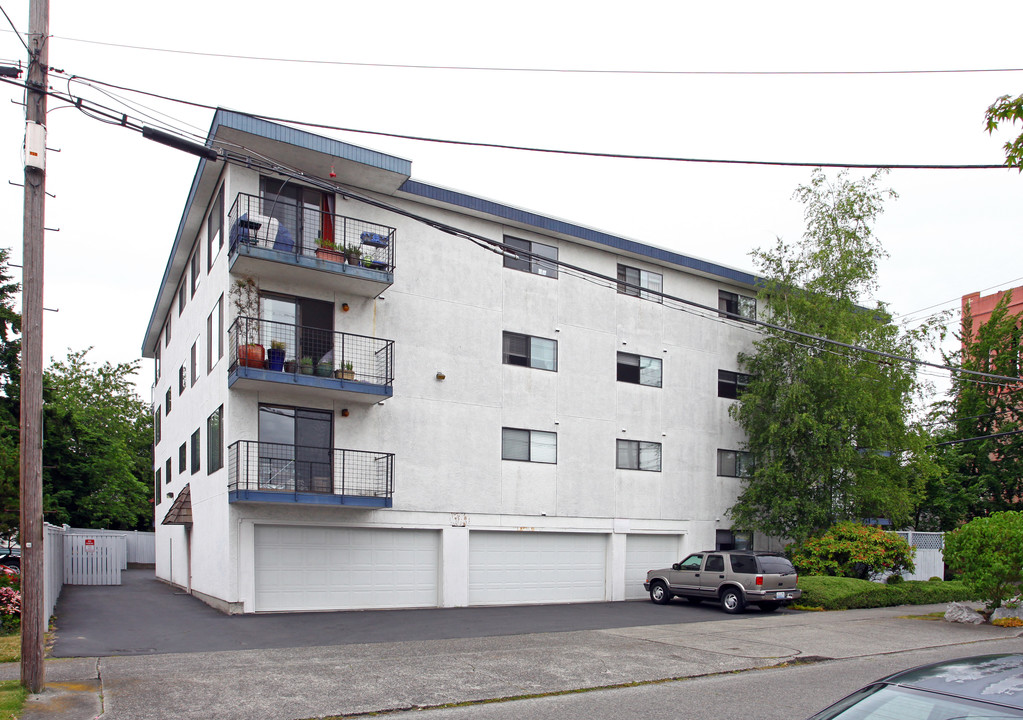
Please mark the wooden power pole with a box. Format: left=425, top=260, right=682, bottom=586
left=20, top=0, right=49, bottom=693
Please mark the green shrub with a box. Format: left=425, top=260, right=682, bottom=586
left=788, top=522, right=915, bottom=579
left=797, top=575, right=978, bottom=610
left=944, top=511, right=1023, bottom=613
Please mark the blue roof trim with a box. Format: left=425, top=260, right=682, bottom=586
left=213, top=111, right=412, bottom=175
left=398, top=180, right=760, bottom=287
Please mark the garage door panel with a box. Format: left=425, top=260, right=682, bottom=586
left=255, top=526, right=439, bottom=611
left=625, top=534, right=681, bottom=600
left=468, top=531, right=607, bottom=605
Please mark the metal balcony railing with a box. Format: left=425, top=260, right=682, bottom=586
left=228, top=440, right=394, bottom=500
left=228, top=317, right=394, bottom=387
left=228, top=193, right=395, bottom=271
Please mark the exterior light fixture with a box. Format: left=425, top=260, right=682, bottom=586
left=341, top=303, right=349, bottom=312
left=341, top=408, right=350, bottom=417
left=436, top=372, right=446, bottom=380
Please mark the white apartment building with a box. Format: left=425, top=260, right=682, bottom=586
left=143, top=110, right=763, bottom=613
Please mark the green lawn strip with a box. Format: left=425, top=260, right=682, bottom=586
left=0, top=636, right=17, bottom=665
left=0, top=679, right=27, bottom=719
left=797, top=576, right=979, bottom=610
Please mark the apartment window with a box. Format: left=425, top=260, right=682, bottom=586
left=207, top=406, right=223, bottom=473
left=177, top=279, right=187, bottom=316
left=164, top=312, right=172, bottom=348
left=178, top=443, right=186, bottom=473
left=190, top=339, right=198, bottom=387
left=191, top=429, right=201, bottom=474
left=178, top=364, right=186, bottom=395
left=617, top=264, right=663, bottom=303
left=616, top=440, right=662, bottom=471
left=165, top=457, right=171, bottom=484
left=718, top=370, right=751, bottom=399
left=154, top=407, right=162, bottom=446
left=154, top=468, right=161, bottom=499
left=501, top=428, right=557, bottom=464
left=718, top=290, right=756, bottom=322
left=503, top=236, right=558, bottom=278
left=208, top=186, right=224, bottom=270
left=165, top=389, right=172, bottom=415
left=154, top=345, right=161, bottom=382
left=190, top=242, right=201, bottom=297
left=502, top=332, right=557, bottom=371
left=207, top=295, right=223, bottom=372
left=617, top=352, right=662, bottom=387
left=717, top=449, right=752, bottom=478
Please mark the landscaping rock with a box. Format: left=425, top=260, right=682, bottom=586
left=944, top=602, right=985, bottom=624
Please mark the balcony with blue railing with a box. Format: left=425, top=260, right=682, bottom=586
left=227, top=193, right=395, bottom=297
left=228, top=316, right=394, bottom=403
left=228, top=440, right=393, bottom=508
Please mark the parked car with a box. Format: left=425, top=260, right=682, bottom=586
left=806, top=654, right=1023, bottom=719
left=644, top=550, right=800, bottom=613
left=0, top=548, right=19, bottom=572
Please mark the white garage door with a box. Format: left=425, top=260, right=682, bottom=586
left=625, top=534, right=682, bottom=600
left=254, top=525, right=439, bottom=611
left=468, top=531, right=607, bottom=605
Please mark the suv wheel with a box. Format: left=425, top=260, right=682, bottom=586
left=720, top=587, right=746, bottom=614
left=649, top=581, right=673, bottom=605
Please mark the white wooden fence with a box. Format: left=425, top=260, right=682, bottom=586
left=895, top=531, right=945, bottom=581
left=41, top=524, right=156, bottom=620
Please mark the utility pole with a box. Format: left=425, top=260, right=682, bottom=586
left=20, top=0, right=48, bottom=694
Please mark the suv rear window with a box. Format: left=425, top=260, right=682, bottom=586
left=729, top=555, right=757, bottom=574
left=757, top=556, right=796, bottom=575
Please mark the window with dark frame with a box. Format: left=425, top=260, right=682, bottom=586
left=178, top=443, right=186, bottom=473
left=616, top=439, right=662, bottom=471
left=207, top=295, right=223, bottom=373
left=190, top=340, right=198, bottom=387
left=154, top=345, right=161, bottom=382
left=208, top=186, right=223, bottom=271
left=178, top=279, right=187, bottom=316
left=207, top=406, right=223, bottom=473
left=616, top=264, right=663, bottom=303
left=154, top=467, right=161, bottom=499
left=165, top=388, right=172, bottom=415
left=502, top=332, right=557, bottom=371
left=190, top=242, right=201, bottom=297
left=179, top=364, right=186, bottom=395
left=501, top=428, right=557, bottom=463
left=718, top=370, right=751, bottom=399
left=616, top=352, right=662, bottom=387
left=154, top=407, right=161, bottom=445
left=164, top=313, right=172, bottom=348
left=717, top=449, right=752, bottom=477
left=718, top=290, right=756, bottom=322
left=503, top=236, right=558, bottom=278
left=190, top=429, right=200, bottom=474
left=165, top=457, right=171, bottom=484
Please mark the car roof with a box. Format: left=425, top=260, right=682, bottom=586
left=879, top=654, right=1023, bottom=709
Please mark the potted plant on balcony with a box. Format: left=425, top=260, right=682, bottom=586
left=267, top=340, right=286, bottom=372
left=314, top=237, right=344, bottom=263
left=337, top=361, right=355, bottom=381
left=299, top=357, right=314, bottom=375
left=231, top=275, right=264, bottom=368
left=345, top=244, right=362, bottom=266
left=315, top=359, right=333, bottom=377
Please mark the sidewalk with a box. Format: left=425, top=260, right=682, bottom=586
left=6, top=602, right=1020, bottom=720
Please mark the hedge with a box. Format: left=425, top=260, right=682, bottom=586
left=797, top=576, right=979, bottom=610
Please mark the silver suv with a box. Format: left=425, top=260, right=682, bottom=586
left=644, top=550, right=801, bottom=613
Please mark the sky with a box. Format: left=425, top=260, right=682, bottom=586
left=1, top=1, right=1022, bottom=403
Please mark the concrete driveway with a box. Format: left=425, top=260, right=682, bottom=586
left=52, top=569, right=771, bottom=657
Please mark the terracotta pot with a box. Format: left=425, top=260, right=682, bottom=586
left=238, top=344, right=265, bottom=368
left=315, top=248, right=344, bottom=263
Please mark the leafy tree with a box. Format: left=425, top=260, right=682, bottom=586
left=985, top=94, right=1023, bottom=170
left=0, top=248, right=21, bottom=544
left=787, top=522, right=915, bottom=580
left=931, top=292, right=1023, bottom=519
left=42, top=349, right=153, bottom=530
left=728, top=169, right=929, bottom=543
left=943, top=511, right=1023, bottom=615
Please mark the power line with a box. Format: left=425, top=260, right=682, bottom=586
left=0, top=7, right=27, bottom=52
left=26, top=31, right=1023, bottom=77
left=48, top=71, right=1012, bottom=171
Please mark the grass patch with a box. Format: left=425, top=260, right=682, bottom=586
left=797, top=576, right=980, bottom=610
left=0, top=636, right=17, bottom=664
left=0, top=680, right=26, bottom=719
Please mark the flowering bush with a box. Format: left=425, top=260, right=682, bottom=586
left=788, top=522, right=915, bottom=580
left=0, top=566, right=20, bottom=634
